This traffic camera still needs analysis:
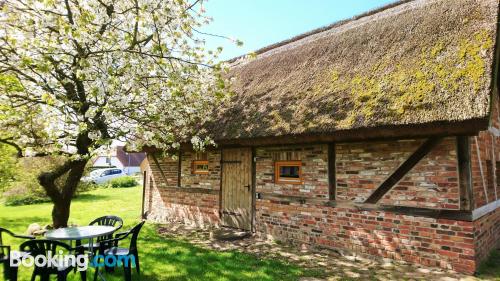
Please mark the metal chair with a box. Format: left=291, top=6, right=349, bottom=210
left=94, top=221, right=145, bottom=281
left=0, top=227, right=35, bottom=281
left=20, top=239, right=76, bottom=281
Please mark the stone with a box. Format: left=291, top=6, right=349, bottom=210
left=26, top=223, right=42, bottom=236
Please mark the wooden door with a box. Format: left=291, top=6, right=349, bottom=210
left=221, top=148, right=253, bottom=230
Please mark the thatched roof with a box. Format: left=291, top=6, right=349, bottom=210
left=207, top=0, right=499, bottom=142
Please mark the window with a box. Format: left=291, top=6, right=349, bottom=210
left=275, top=161, right=303, bottom=184
left=111, top=169, right=122, bottom=175
left=192, top=160, right=209, bottom=175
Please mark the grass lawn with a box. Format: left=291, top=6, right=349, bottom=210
left=0, top=187, right=324, bottom=281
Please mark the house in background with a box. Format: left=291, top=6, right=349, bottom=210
left=92, top=146, right=146, bottom=175
left=140, top=0, right=500, bottom=275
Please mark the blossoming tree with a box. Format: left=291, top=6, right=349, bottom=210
left=0, top=0, right=230, bottom=227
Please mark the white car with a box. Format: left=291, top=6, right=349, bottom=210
left=83, top=168, right=126, bottom=185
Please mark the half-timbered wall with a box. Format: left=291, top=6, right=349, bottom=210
left=143, top=134, right=499, bottom=274
left=143, top=154, right=220, bottom=226
left=180, top=150, right=221, bottom=189
left=255, top=145, right=329, bottom=198
left=470, top=93, right=500, bottom=209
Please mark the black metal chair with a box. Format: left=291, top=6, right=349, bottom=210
left=0, top=227, right=35, bottom=281
left=20, top=239, right=77, bottom=281
left=94, top=221, right=145, bottom=281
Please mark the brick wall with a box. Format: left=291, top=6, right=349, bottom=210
left=336, top=140, right=421, bottom=202
left=180, top=150, right=221, bottom=189
left=382, top=138, right=460, bottom=209
left=471, top=131, right=500, bottom=208
left=334, top=138, right=459, bottom=209
left=255, top=145, right=329, bottom=198
left=255, top=201, right=480, bottom=273
left=143, top=153, right=220, bottom=227
left=474, top=207, right=500, bottom=264
left=143, top=136, right=498, bottom=274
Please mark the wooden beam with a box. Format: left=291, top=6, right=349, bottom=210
left=457, top=136, right=474, bottom=210
left=137, top=119, right=486, bottom=153
left=141, top=170, right=147, bottom=219
left=328, top=143, right=336, bottom=200
left=255, top=192, right=474, bottom=221
left=159, top=187, right=220, bottom=195
left=251, top=147, right=257, bottom=233
left=177, top=150, right=182, bottom=187
left=364, top=137, right=443, bottom=204
left=218, top=149, right=224, bottom=218
left=151, top=153, right=169, bottom=184
left=213, top=119, right=486, bottom=147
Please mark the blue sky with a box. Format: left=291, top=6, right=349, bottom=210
left=201, top=0, right=397, bottom=61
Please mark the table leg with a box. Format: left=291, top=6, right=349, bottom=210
left=90, top=237, right=107, bottom=281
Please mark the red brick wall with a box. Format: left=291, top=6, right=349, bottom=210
left=474, top=207, right=500, bottom=264
left=180, top=150, right=221, bottom=189
left=143, top=154, right=220, bottom=226
left=336, top=140, right=420, bottom=202
left=382, top=138, right=460, bottom=209
left=471, top=132, right=499, bottom=208
left=336, top=138, right=460, bottom=209
left=143, top=136, right=498, bottom=274
left=255, top=201, right=479, bottom=273
left=255, top=145, right=329, bottom=198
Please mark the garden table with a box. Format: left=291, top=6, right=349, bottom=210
left=45, top=225, right=116, bottom=281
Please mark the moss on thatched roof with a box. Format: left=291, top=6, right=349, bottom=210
left=208, top=0, right=499, bottom=141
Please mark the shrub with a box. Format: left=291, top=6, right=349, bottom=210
left=4, top=193, right=50, bottom=206
left=108, top=176, right=137, bottom=188
left=0, top=144, right=17, bottom=193
left=1, top=156, right=98, bottom=206
left=2, top=180, right=97, bottom=206
left=76, top=181, right=98, bottom=194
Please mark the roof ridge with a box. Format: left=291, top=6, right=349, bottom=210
left=226, top=0, right=415, bottom=64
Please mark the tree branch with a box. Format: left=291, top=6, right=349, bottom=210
left=0, top=138, right=23, bottom=157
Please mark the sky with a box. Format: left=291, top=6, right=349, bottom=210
left=201, top=0, right=398, bottom=61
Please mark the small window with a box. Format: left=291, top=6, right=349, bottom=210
left=275, top=161, right=303, bottom=184
left=192, top=160, right=209, bottom=175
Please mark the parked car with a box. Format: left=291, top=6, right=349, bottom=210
left=82, top=168, right=126, bottom=185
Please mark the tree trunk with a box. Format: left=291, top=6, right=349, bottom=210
left=52, top=199, right=71, bottom=228
left=38, top=159, right=88, bottom=228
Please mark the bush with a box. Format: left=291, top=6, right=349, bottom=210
left=0, top=144, right=17, bottom=193
left=76, top=181, right=98, bottom=194
left=2, top=180, right=97, bottom=206
left=108, top=176, right=137, bottom=188
left=1, top=155, right=99, bottom=206
left=4, top=193, right=50, bottom=206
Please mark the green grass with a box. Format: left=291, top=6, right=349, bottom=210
left=0, top=187, right=324, bottom=281
left=477, top=249, right=500, bottom=280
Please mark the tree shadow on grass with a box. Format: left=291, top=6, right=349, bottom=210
left=476, top=249, right=500, bottom=280
left=0, top=216, right=47, bottom=233
left=91, top=225, right=324, bottom=281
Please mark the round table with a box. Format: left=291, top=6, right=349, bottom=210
left=45, top=226, right=116, bottom=241
left=45, top=226, right=116, bottom=281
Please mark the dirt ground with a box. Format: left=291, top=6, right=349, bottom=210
left=156, top=223, right=491, bottom=281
